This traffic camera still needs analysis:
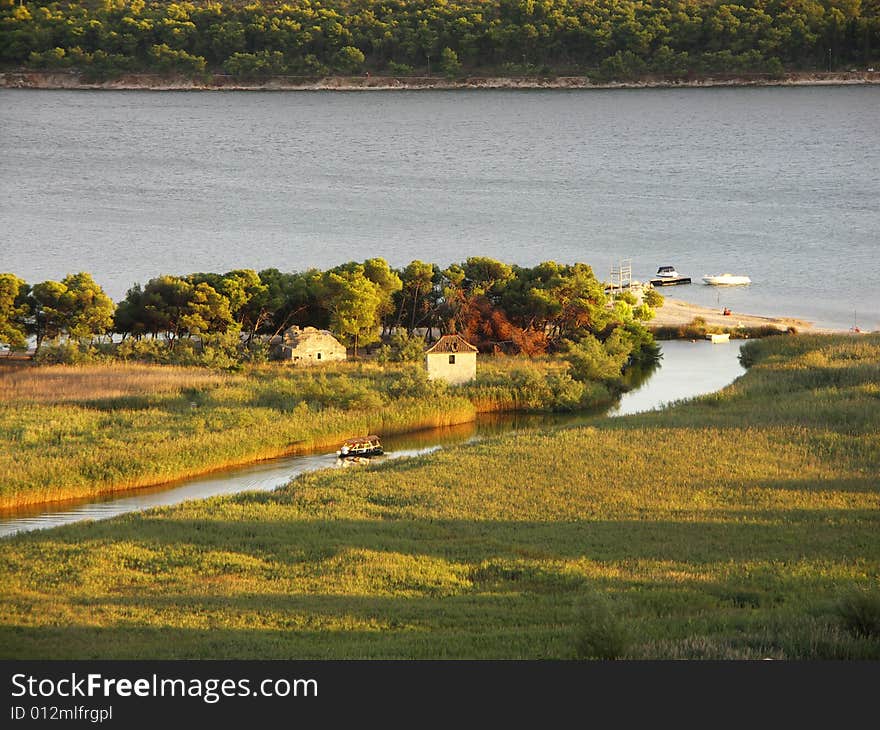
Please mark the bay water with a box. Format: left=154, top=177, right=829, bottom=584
left=1, top=86, right=878, bottom=330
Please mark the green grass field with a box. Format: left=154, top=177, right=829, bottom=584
left=0, top=357, right=610, bottom=509
left=1, top=335, right=878, bottom=659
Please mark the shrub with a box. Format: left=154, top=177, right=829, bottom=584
left=633, top=303, right=655, bottom=321
left=34, top=341, right=104, bottom=365
left=564, top=334, right=629, bottom=384
left=835, top=586, right=880, bottom=639
left=643, top=289, right=664, bottom=308
left=148, top=44, right=206, bottom=75
left=223, top=51, right=287, bottom=78
left=376, top=332, right=427, bottom=363
left=379, top=366, right=443, bottom=399
left=115, top=338, right=170, bottom=364
left=388, top=61, right=414, bottom=75
left=573, top=592, right=630, bottom=660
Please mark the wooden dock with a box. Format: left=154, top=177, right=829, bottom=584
left=649, top=276, right=692, bottom=286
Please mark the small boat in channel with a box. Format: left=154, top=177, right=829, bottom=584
left=336, top=435, right=384, bottom=458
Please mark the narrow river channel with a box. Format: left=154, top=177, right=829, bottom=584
left=0, top=340, right=745, bottom=538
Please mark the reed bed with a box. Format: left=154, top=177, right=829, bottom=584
left=0, top=363, right=235, bottom=404
left=0, top=334, right=877, bottom=659
left=0, top=359, right=579, bottom=509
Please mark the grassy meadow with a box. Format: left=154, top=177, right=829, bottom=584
left=0, top=356, right=613, bottom=509
left=1, top=334, right=878, bottom=659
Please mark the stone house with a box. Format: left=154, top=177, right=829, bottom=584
left=272, top=326, right=347, bottom=364
left=425, top=334, right=477, bottom=385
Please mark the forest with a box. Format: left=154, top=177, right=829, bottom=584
left=1, top=0, right=877, bottom=80
left=0, top=258, right=661, bottom=371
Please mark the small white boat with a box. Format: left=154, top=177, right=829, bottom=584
left=706, top=333, right=730, bottom=344
left=702, top=273, right=751, bottom=286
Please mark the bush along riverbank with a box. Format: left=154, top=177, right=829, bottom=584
left=0, top=356, right=628, bottom=510
left=1, top=334, right=877, bottom=659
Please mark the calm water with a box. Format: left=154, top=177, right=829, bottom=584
left=0, top=340, right=743, bottom=537
left=1, top=87, right=878, bottom=330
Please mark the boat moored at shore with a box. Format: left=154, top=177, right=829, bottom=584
left=649, top=265, right=692, bottom=286
left=655, top=265, right=680, bottom=279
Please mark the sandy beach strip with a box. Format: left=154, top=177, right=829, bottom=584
left=648, top=297, right=837, bottom=334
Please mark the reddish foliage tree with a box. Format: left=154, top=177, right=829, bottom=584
left=459, top=296, right=548, bottom=355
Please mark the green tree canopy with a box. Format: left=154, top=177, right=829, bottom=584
left=321, top=267, right=383, bottom=357
left=0, top=273, right=29, bottom=351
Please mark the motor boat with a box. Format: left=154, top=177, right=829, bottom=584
left=655, top=265, right=680, bottom=278
left=702, top=273, right=751, bottom=286
left=649, top=265, right=691, bottom=286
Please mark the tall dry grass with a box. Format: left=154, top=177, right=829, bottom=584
left=0, top=363, right=235, bottom=404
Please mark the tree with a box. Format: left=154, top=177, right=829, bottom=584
left=182, top=282, right=235, bottom=336
left=141, top=275, right=196, bottom=347
left=397, top=259, right=437, bottom=334
left=321, top=268, right=382, bottom=358
left=58, top=272, right=114, bottom=341
left=361, top=258, right=402, bottom=333
left=191, top=269, right=269, bottom=343
left=148, top=44, right=206, bottom=75
left=0, top=273, right=29, bottom=351
left=114, top=283, right=149, bottom=339
left=462, top=256, right=514, bottom=298
left=258, top=268, right=327, bottom=336
left=335, top=45, right=365, bottom=73
left=440, top=46, right=461, bottom=76
left=27, top=280, right=68, bottom=354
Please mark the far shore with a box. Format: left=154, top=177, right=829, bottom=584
left=3, top=69, right=879, bottom=92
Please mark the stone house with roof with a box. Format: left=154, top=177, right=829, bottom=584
left=272, top=326, right=347, bottom=365
left=425, top=334, right=477, bottom=384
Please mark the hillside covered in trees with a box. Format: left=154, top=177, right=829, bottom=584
left=2, top=0, right=877, bottom=80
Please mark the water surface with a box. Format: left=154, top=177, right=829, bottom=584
left=1, top=87, right=878, bottom=330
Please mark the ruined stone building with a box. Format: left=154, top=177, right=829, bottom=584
left=272, top=326, right=347, bottom=364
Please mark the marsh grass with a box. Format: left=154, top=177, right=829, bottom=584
left=0, top=363, right=234, bottom=404
left=652, top=319, right=793, bottom=340
left=0, top=335, right=877, bottom=659
left=0, top=358, right=594, bottom=509
left=834, top=586, right=880, bottom=639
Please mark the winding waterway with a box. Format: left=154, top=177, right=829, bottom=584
left=0, top=340, right=744, bottom=538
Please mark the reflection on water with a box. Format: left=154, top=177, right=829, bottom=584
left=0, top=340, right=744, bottom=538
